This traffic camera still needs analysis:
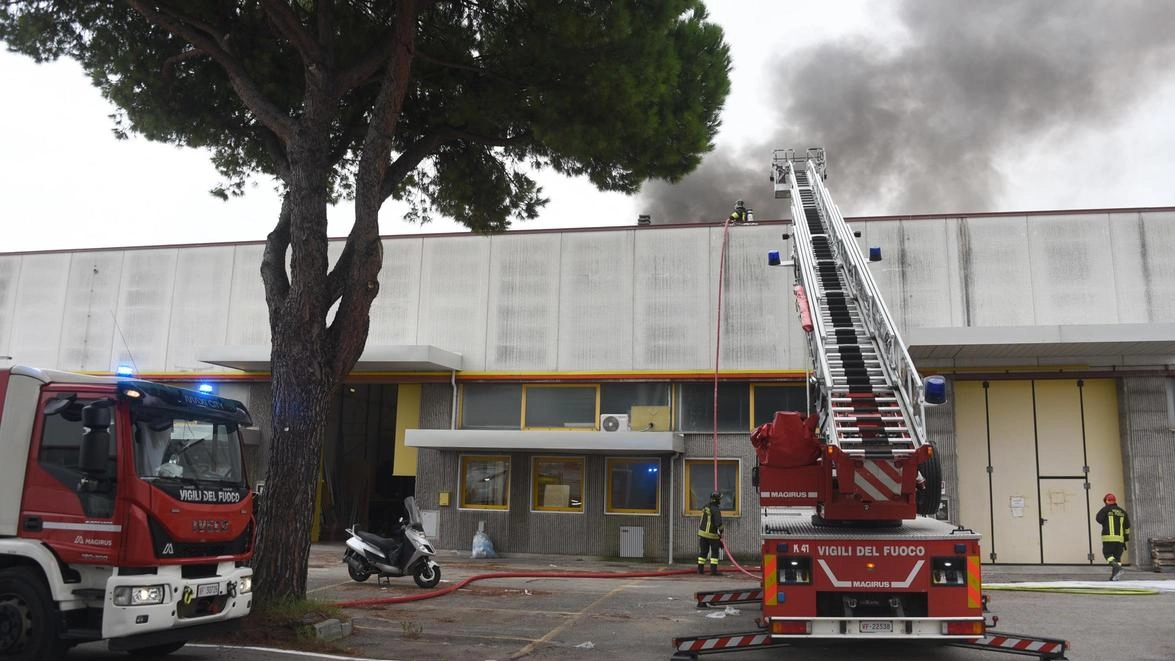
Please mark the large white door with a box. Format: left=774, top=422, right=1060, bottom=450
left=954, top=379, right=1125, bottom=565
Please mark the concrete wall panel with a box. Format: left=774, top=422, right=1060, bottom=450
left=9, top=253, right=71, bottom=368
left=558, top=231, right=635, bottom=371
left=718, top=225, right=794, bottom=370
left=955, top=216, right=1035, bottom=327
left=369, top=237, right=423, bottom=345
left=417, top=236, right=491, bottom=371
left=58, top=251, right=123, bottom=371
left=1108, top=211, right=1175, bottom=323
left=110, top=249, right=178, bottom=371
left=224, top=244, right=269, bottom=350
left=633, top=228, right=711, bottom=370
left=485, top=233, right=560, bottom=371
left=0, top=256, right=22, bottom=358
left=167, top=246, right=235, bottom=371
left=1027, top=214, right=1118, bottom=326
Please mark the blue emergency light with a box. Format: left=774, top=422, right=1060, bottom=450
left=115, top=365, right=135, bottom=377
left=197, top=384, right=215, bottom=394
left=768, top=250, right=781, bottom=266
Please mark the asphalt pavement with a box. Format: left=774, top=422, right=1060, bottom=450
left=70, top=543, right=1175, bottom=661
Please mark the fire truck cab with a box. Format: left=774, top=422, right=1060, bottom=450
left=0, top=365, right=255, bottom=658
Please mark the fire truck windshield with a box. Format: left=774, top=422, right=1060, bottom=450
left=133, top=414, right=245, bottom=488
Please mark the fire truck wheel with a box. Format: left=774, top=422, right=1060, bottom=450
left=0, top=568, right=68, bottom=661
left=125, top=641, right=186, bottom=656
left=916, top=445, right=943, bottom=516
left=413, top=563, right=441, bottom=589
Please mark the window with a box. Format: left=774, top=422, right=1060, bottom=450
left=684, top=459, right=741, bottom=516
left=523, top=385, right=598, bottom=429
left=606, top=457, right=660, bottom=514
left=752, top=384, right=809, bottom=427
left=460, top=455, right=510, bottom=510
left=678, top=383, right=750, bottom=432
left=532, top=456, right=584, bottom=512
left=39, top=395, right=117, bottom=518
left=462, top=384, right=522, bottom=429
left=600, top=383, right=671, bottom=414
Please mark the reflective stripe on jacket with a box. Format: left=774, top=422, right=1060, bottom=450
left=698, top=503, right=723, bottom=540
left=1096, top=504, right=1131, bottom=543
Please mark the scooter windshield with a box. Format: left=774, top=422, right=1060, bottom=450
left=403, top=496, right=424, bottom=528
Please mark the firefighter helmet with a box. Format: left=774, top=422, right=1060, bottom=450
left=710, top=491, right=721, bottom=504
left=1104, top=493, right=1117, bottom=505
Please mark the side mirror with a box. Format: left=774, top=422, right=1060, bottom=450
left=78, top=400, right=113, bottom=476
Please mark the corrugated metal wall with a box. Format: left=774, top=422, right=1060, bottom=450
left=1119, top=377, right=1175, bottom=568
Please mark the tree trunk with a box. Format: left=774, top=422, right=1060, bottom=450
left=251, top=351, right=332, bottom=601
left=253, top=123, right=338, bottom=602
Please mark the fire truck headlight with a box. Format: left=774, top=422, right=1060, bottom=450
left=238, top=576, right=253, bottom=594
left=113, top=585, right=167, bottom=606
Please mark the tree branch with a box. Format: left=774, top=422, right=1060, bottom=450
left=126, top=0, right=298, bottom=141
left=261, top=196, right=293, bottom=311
left=375, top=127, right=530, bottom=203
left=161, top=47, right=204, bottom=79
left=260, top=0, right=324, bottom=67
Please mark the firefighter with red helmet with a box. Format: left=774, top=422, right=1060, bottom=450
left=697, top=491, right=724, bottom=575
left=1095, top=493, right=1131, bottom=581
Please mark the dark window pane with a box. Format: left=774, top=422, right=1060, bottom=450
left=686, top=460, right=739, bottom=512
left=600, top=383, right=671, bottom=415
left=679, top=383, right=749, bottom=432
left=753, top=385, right=810, bottom=426
left=524, top=386, right=596, bottom=428
left=462, top=384, right=522, bottom=430
left=608, top=458, right=660, bottom=512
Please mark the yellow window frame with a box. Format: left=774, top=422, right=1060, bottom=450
left=531, top=456, right=585, bottom=513
left=605, top=456, right=661, bottom=514
left=683, top=458, right=741, bottom=516
left=459, top=454, right=511, bottom=510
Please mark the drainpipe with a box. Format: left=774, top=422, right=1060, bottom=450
left=668, top=451, right=679, bottom=565
left=449, top=370, right=457, bottom=430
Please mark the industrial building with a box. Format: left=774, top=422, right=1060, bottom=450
left=1, top=207, right=1172, bottom=566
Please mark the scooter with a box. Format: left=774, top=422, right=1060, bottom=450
left=343, top=496, right=442, bottom=588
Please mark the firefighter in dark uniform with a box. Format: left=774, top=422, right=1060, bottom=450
left=729, top=200, right=751, bottom=223
left=697, top=491, right=724, bottom=575
left=1095, top=492, right=1131, bottom=581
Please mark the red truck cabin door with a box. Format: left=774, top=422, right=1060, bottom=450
left=20, top=387, right=126, bottom=566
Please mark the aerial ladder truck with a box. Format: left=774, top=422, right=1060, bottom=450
left=671, top=149, right=1068, bottom=660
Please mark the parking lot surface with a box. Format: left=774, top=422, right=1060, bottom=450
left=72, top=543, right=1175, bottom=661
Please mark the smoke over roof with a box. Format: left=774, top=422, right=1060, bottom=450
left=638, top=1, right=1175, bottom=223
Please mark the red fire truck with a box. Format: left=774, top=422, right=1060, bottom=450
left=672, top=149, right=1067, bottom=660
left=0, top=365, right=255, bottom=658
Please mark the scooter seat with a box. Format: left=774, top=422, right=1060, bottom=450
left=356, top=529, right=400, bottom=556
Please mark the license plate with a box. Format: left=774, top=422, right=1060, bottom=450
left=859, top=621, right=893, bottom=633
left=197, top=582, right=220, bottom=598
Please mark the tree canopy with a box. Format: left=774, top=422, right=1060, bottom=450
left=1, top=0, right=731, bottom=602
left=2, top=1, right=731, bottom=228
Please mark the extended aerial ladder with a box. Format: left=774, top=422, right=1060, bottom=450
left=754, top=147, right=941, bottom=522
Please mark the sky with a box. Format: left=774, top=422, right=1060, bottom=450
left=3, top=1, right=1175, bottom=253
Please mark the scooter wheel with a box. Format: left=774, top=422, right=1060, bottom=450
left=413, top=563, right=441, bottom=589
left=348, top=562, right=372, bottom=583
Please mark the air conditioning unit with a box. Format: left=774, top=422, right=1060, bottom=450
left=600, top=414, right=630, bottom=432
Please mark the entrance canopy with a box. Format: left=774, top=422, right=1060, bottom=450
left=406, top=429, right=682, bottom=454
left=906, top=323, right=1175, bottom=365
left=199, top=344, right=463, bottom=373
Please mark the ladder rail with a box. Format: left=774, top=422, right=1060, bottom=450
left=808, top=165, right=928, bottom=448
left=774, top=148, right=928, bottom=453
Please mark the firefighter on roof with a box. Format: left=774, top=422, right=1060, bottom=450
left=697, top=491, right=724, bottom=575
left=1095, top=492, right=1131, bottom=581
